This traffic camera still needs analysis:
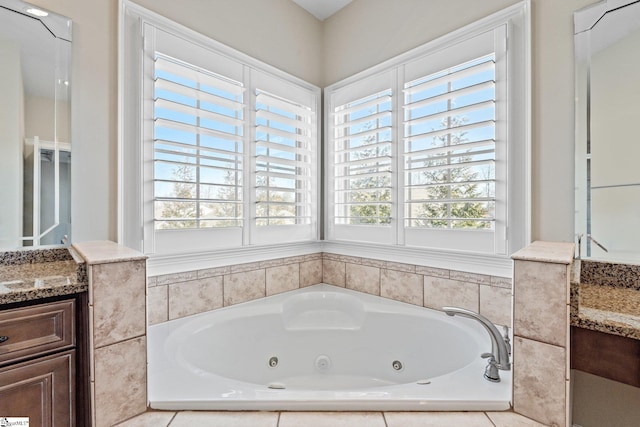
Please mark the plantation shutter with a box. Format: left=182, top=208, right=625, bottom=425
left=333, top=89, right=393, bottom=226
left=403, top=54, right=496, bottom=230
left=251, top=71, right=318, bottom=245
left=400, top=27, right=507, bottom=254
left=145, top=25, right=248, bottom=253
left=255, top=90, right=313, bottom=226
left=326, top=27, right=507, bottom=253
left=153, top=54, right=245, bottom=230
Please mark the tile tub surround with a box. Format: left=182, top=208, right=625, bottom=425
left=512, top=241, right=575, bottom=427
left=0, top=248, right=87, bottom=304
left=72, top=241, right=148, bottom=427
left=147, top=252, right=513, bottom=328
left=115, top=410, right=548, bottom=427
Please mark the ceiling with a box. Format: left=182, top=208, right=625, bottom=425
left=291, top=0, right=353, bottom=21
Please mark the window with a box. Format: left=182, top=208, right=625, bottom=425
left=152, top=54, right=245, bottom=231
left=121, top=10, right=319, bottom=257
left=326, top=9, right=529, bottom=259
left=333, top=88, right=393, bottom=226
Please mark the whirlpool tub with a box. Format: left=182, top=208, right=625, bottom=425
left=148, top=284, right=511, bottom=410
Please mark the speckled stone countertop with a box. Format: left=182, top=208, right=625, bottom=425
left=571, top=260, right=640, bottom=340
left=0, top=247, right=87, bottom=305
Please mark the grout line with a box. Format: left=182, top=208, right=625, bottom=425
left=166, top=411, right=178, bottom=426
left=276, top=411, right=282, bottom=427
left=483, top=412, right=498, bottom=427
left=382, top=411, right=389, bottom=427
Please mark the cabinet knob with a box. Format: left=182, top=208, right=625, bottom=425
left=0, top=336, right=8, bottom=344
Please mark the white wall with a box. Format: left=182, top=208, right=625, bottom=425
left=25, top=0, right=598, bottom=245
left=25, top=0, right=322, bottom=244
left=323, top=0, right=594, bottom=243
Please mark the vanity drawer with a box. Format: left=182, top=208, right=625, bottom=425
left=0, top=300, right=75, bottom=366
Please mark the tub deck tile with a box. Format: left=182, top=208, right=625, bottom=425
left=169, top=411, right=279, bottom=427
left=278, top=412, right=386, bottom=427
left=114, top=411, right=176, bottom=427
left=119, top=410, right=550, bottom=426
left=384, top=412, right=494, bottom=427
left=486, top=411, right=548, bottom=426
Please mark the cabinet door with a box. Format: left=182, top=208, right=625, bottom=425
left=0, top=300, right=75, bottom=366
left=0, top=350, right=75, bottom=427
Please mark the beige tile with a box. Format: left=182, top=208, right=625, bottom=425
left=323, top=259, right=346, bottom=287
left=424, top=276, right=479, bottom=312
left=384, top=412, right=493, bottom=427
left=346, top=263, right=380, bottom=295
left=260, top=258, right=284, bottom=268
left=416, top=265, right=450, bottom=278
left=323, top=253, right=361, bottom=264
left=147, top=276, right=157, bottom=287
left=266, top=263, right=300, bottom=295
left=156, top=270, right=198, bottom=286
left=511, top=241, right=575, bottom=264
left=480, top=285, right=512, bottom=327
left=197, top=265, right=230, bottom=279
left=169, top=276, right=223, bottom=320
left=115, top=411, right=175, bottom=427
left=147, top=284, right=168, bottom=325
left=93, top=260, right=146, bottom=348
left=72, top=241, right=146, bottom=264
left=360, top=257, right=387, bottom=268
left=450, top=270, right=491, bottom=285
left=230, top=261, right=262, bottom=273
left=300, top=259, right=323, bottom=287
left=514, top=260, right=569, bottom=346
left=94, top=337, right=147, bottom=427
left=169, top=411, right=278, bottom=427
left=279, top=412, right=386, bottom=427
left=513, top=336, right=566, bottom=427
left=283, top=255, right=306, bottom=264
left=491, top=275, right=513, bottom=289
left=381, top=269, right=423, bottom=306
left=485, top=411, right=547, bottom=427
left=304, top=253, right=322, bottom=261
left=223, top=269, right=266, bottom=306
left=385, top=261, right=416, bottom=273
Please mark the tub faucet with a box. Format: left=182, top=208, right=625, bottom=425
left=442, top=306, right=511, bottom=382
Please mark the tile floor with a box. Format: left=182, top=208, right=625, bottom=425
left=115, top=410, right=548, bottom=427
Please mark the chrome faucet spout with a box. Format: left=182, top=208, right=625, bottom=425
left=443, top=306, right=511, bottom=372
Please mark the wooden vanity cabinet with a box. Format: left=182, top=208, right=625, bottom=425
left=0, top=294, right=89, bottom=427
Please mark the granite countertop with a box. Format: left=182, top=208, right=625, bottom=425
left=0, top=248, right=88, bottom=305
left=571, top=260, right=640, bottom=340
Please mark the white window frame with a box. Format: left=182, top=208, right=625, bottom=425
left=324, top=1, right=530, bottom=276
left=118, top=1, right=321, bottom=275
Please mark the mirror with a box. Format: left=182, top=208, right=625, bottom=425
left=0, top=0, right=72, bottom=250
left=574, top=0, right=640, bottom=263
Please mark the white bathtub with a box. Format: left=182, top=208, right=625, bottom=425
left=148, top=284, right=511, bottom=411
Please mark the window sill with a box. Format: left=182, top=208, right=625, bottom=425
left=146, top=239, right=513, bottom=278
left=147, top=241, right=324, bottom=276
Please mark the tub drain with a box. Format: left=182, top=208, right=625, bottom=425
left=392, top=360, right=403, bottom=371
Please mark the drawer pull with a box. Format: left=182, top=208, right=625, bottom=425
left=0, top=336, right=8, bottom=344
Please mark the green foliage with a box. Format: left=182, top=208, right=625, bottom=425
left=412, top=116, right=491, bottom=229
